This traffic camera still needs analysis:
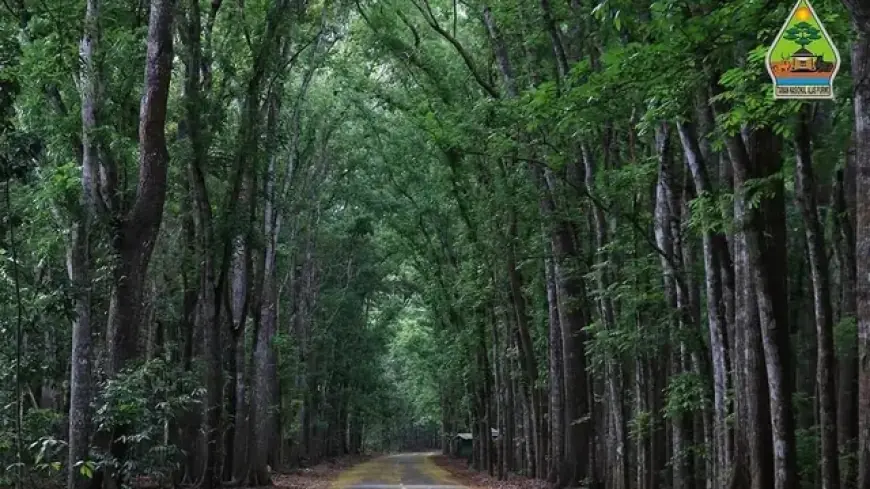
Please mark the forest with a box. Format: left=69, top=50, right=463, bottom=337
left=0, top=0, right=869, bottom=488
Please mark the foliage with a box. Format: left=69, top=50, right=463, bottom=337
left=90, top=359, right=202, bottom=486
left=0, top=0, right=864, bottom=487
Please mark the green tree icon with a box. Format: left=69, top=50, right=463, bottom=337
left=784, top=21, right=822, bottom=49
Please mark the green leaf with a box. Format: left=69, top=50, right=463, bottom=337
left=80, top=460, right=94, bottom=479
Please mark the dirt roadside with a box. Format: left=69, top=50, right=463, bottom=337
left=429, top=455, right=548, bottom=489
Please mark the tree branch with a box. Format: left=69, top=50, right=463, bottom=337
left=408, top=0, right=499, bottom=98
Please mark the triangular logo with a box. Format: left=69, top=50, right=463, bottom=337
left=766, top=0, right=840, bottom=100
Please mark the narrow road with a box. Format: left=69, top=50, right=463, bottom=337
left=331, top=453, right=464, bottom=489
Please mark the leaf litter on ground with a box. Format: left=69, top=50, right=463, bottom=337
left=430, top=456, right=549, bottom=489
left=244, top=454, right=376, bottom=489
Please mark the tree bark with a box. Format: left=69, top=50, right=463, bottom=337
left=505, top=236, right=542, bottom=478
left=481, top=6, right=543, bottom=476
left=544, top=254, right=563, bottom=485
left=834, top=159, right=859, bottom=489
left=676, top=120, right=732, bottom=488
left=655, top=121, right=691, bottom=489
left=90, top=2, right=175, bottom=487
left=178, top=0, right=223, bottom=483
left=582, top=142, right=628, bottom=489
left=727, top=125, right=798, bottom=489
left=540, top=166, right=590, bottom=488
left=68, top=0, right=99, bottom=485
left=492, top=303, right=506, bottom=479
left=105, top=0, right=175, bottom=376
left=795, top=104, right=839, bottom=489
left=843, top=1, right=870, bottom=487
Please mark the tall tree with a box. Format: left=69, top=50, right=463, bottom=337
left=843, top=2, right=870, bottom=489
left=794, top=103, right=838, bottom=489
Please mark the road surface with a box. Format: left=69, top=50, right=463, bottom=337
left=331, top=453, right=464, bottom=489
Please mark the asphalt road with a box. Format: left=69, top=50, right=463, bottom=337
left=331, top=453, right=464, bottom=489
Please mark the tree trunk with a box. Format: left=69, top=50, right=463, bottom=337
left=844, top=1, right=870, bottom=487
left=544, top=253, right=564, bottom=485
left=66, top=149, right=93, bottom=489
left=250, top=281, right=278, bottom=481
left=550, top=170, right=591, bottom=489
left=654, top=121, right=690, bottom=489
left=96, top=2, right=175, bottom=487
left=676, top=120, right=732, bottom=488
left=834, top=159, right=858, bottom=489
left=679, top=186, right=699, bottom=489
left=537, top=163, right=590, bottom=488
left=106, top=0, right=175, bottom=376
left=178, top=0, right=224, bottom=483
left=728, top=126, right=798, bottom=489
left=68, top=0, right=99, bottom=484
left=231, top=322, right=249, bottom=481
left=503, top=311, right=515, bottom=475
left=491, top=303, right=505, bottom=479
left=249, top=90, right=287, bottom=483
left=582, top=142, right=628, bottom=489
left=795, top=104, right=839, bottom=489
left=505, top=247, right=541, bottom=477
left=736, top=189, right=774, bottom=489
left=481, top=5, right=543, bottom=477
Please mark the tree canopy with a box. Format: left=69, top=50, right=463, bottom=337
left=0, top=1, right=869, bottom=489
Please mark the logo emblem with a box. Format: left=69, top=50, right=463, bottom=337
left=766, top=0, right=840, bottom=99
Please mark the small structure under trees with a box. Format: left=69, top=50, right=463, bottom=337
left=451, top=429, right=499, bottom=462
